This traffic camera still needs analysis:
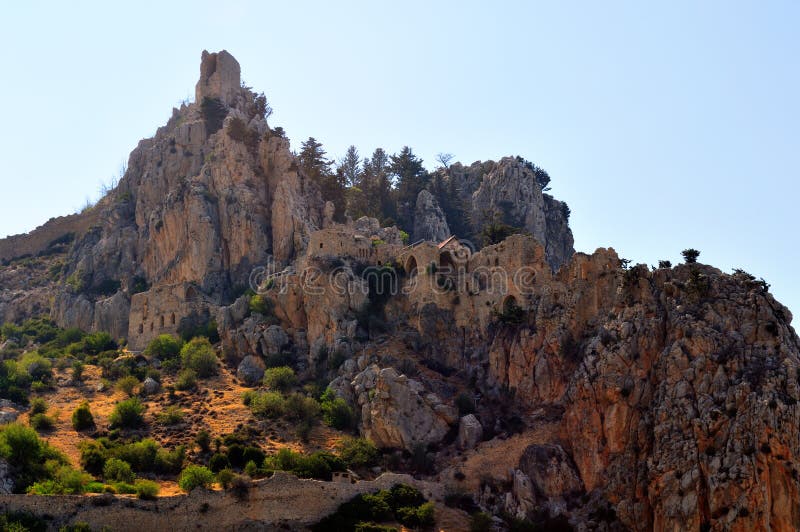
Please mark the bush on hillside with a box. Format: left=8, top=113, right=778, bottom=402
left=72, top=402, right=95, bottom=431
left=109, top=397, right=145, bottom=428
left=180, top=337, right=218, bottom=378
left=178, top=465, right=215, bottom=492
left=144, top=334, right=183, bottom=360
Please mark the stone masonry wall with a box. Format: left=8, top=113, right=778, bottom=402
left=0, top=211, right=100, bottom=262
left=0, top=472, right=441, bottom=531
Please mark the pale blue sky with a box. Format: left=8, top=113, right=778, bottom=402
left=1, top=1, right=798, bottom=315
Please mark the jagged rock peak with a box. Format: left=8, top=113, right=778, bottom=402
left=413, top=189, right=450, bottom=242
left=195, top=49, right=241, bottom=106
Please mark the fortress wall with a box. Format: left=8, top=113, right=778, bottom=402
left=0, top=211, right=101, bottom=262
left=0, top=472, right=441, bottom=532
left=128, top=283, right=207, bottom=351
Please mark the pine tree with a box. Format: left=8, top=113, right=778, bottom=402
left=362, top=148, right=395, bottom=223
left=390, top=146, right=428, bottom=231
left=298, top=137, right=331, bottom=182
left=338, top=145, right=361, bottom=188
left=298, top=137, right=345, bottom=222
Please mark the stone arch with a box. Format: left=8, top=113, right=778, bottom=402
left=405, top=255, right=419, bottom=277
left=138, top=323, right=144, bottom=334
left=171, top=313, right=176, bottom=325
left=185, top=286, right=198, bottom=301
left=160, top=315, right=165, bottom=328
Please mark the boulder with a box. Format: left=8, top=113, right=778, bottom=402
left=261, top=325, right=289, bottom=355
left=237, top=355, right=266, bottom=386
left=142, top=377, right=161, bottom=395
left=0, top=460, right=14, bottom=494
left=457, top=414, right=483, bottom=450
left=352, top=365, right=454, bottom=451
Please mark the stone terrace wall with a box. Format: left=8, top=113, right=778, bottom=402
left=0, top=472, right=441, bottom=531
left=0, top=211, right=100, bottom=262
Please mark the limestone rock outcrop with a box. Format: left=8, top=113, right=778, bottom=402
left=196, top=50, right=241, bottom=106
left=237, top=355, right=266, bottom=386
left=351, top=365, right=456, bottom=451
left=457, top=414, right=483, bottom=450
left=37, top=50, right=326, bottom=337
left=445, top=157, right=574, bottom=269
left=413, top=190, right=450, bottom=242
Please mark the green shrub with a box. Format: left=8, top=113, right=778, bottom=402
left=248, top=391, right=285, bottom=418
left=29, top=413, right=55, bottom=432
left=321, top=389, right=355, bottom=430
left=178, top=465, right=215, bottom=492
left=312, top=485, right=430, bottom=531
left=175, top=368, right=198, bottom=391
left=79, top=440, right=108, bottom=475
left=27, top=465, right=91, bottom=495
left=154, top=445, right=186, bottom=474
left=0, top=511, right=48, bottom=531
left=155, top=406, right=185, bottom=425
left=284, top=392, right=320, bottom=421
left=103, top=457, right=135, bottom=483
left=29, top=397, right=48, bottom=415
left=111, top=481, right=136, bottom=494
left=244, top=460, right=259, bottom=477
left=84, top=481, right=106, bottom=493
left=109, top=397, right=145, bottom=428
left=180, top=337, right=218, bottom=378
left=337, top=437, right=379, bottom=469
left=134, top=479, right=160, bottom=500
left=195, top=430, right=211, bottom=452
left=216, top=468, right=235, bottom=488
left=263, top=448, right=345, bottom=481
left=71, top=361, right=85, bottom=382
left=201, top=97, right=227, bottom=134
left=470, top=512, right=493, bottom=532
left=82, top=331, right=117, bottom=355
left=116, top=375, right=140, bottom=396
left=248, top=294, right=273, bottom=316
left=19, top=352, right=52, bottom=383
left=263, top=366, right=296, bottom=392
left=113, top=439, right=157, bottom=471
left=209, top=453, right=231, bottom=472
left=396, top=501, right=435, bottom=528
left=144, top=334, right=183, bottom=360
left=72, top=402, right=95, bottom=431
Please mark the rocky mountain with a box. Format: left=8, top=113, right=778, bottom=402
left=0, top=50, right=798, bottom=531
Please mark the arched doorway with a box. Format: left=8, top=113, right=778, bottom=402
left=439, top=250, right=455, bottom=273
left=405, top=255, right=418, bottom=277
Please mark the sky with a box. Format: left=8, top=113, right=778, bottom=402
left=0, top=1, right=798, bottom=315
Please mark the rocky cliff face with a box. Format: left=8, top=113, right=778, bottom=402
left=446, top=157, right=574, bottom=269
left=41, top=50, right=325, bottom=338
